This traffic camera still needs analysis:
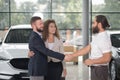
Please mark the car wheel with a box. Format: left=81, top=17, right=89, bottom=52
left=109, top=60, right=116, bottom=80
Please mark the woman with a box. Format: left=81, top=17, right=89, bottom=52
left=28, top=19, right=67, bottom=80
left=43, top=19, right=66, bottom=80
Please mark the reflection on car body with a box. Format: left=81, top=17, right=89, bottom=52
left=0, top=24, right=32, bottom=80
left=108, top=31, right=120, bottom=80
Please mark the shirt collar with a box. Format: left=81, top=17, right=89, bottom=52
left=35, top=31, right=42, bottom=37
left=94, top=31, right=107, bottom=36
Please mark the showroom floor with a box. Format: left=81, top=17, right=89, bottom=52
left=66, top=62, right=90, bottom=80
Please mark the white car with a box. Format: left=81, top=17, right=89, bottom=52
left=0, top=24, right=32, bottom=80
left=108, top=31, right=120, bottom=80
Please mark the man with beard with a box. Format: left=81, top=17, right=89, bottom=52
left=68, top=15, right=112, bottom=80
left=28, top=16, right=69, bottom=80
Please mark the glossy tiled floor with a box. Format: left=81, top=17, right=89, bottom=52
left=66, top=62, right=90, bottom=80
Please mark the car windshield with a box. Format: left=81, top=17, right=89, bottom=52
left=5, top=29, right=32, bottom=43
left=110, top=34, right=120, bottom=48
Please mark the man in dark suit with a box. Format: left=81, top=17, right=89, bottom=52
left=28, top=17, right=69, bottom=80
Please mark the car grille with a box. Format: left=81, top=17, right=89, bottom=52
left=9, top=58, right=29, bottom=70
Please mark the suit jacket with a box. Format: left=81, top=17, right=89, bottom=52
left=28, top=31, right=65, bottom=76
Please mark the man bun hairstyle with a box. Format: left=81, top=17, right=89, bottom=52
left=96, top=15, right=110, bottom=29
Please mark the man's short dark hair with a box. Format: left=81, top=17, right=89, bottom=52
left=30, top=16, right=41, bottom=25
left=96, top=15, right=110, bottom=29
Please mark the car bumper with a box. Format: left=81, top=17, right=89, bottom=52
left=0, top=58, right=29, bottom=80
left=0, top=72, right=29, bottom=80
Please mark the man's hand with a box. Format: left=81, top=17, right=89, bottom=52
left=28, top=51, right=35, bottom=58
left=84, top=59, right=94, bottom=66
left=64, top=54, right=74, bottom=62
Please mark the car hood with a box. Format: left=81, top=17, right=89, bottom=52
left=0, top=43, right=29, bottom=59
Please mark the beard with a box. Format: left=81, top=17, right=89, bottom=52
left=92, top=26, right=99, bottom=34
left=37, top=28, right=43, bottom=32
left=35, top=25, right=43, bottom=32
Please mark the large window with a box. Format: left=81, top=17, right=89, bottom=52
left=0, top=0, right=119, bottom=29
left=0, top=0, right=120, bottom=45
left=0, top=0, right=83, bottom=47
left=0, top=0, right=82, bottom=30
left=92, top=0, right=120, bottom=29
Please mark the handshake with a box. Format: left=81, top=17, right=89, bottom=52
left=28, top=51, right=94, bottom=66
left=28, top=51, right=76, bottom=62
left=64, top=54, right=75, bottom=62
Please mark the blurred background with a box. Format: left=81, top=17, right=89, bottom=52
left=0, top=0, right=120, bottom=80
